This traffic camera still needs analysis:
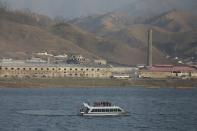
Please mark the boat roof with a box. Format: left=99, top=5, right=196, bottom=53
left=93, top=101, right=112, bottom=107
left=83, top=102, right=122, bottom=109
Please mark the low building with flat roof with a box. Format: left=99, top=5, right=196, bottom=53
left=139, top=65, right=197, bottom=79
left=0, top=63, right=112, bottom=78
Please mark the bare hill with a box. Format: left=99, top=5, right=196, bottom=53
left=0, top=20, right=92, bottom=59
left=70, top=12, right=135, bottom=35
left=122, top=0, right=197, bottom=18
left=51, top=23, right=169, bottom=65
left=71, top=10, right=197, bottom=61
left=146, top=10, right=197, bottom=32
left=0, top=9, right=169, bottom=65
left=0, top=9, right=93, bottom=59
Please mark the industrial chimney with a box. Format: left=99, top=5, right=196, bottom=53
left=147, top=29, right=153, bottom=67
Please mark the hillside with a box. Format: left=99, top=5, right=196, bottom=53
left=51, top=23, right=169, bottom=65
left=71, top=9, right=197, bottom=62
left=1, top=1, right=196, bottom=66
left=146, top=10, right=197, bottom=32
left=0, top=9, right=93, bottom=59
left=122, top=0, right=197, bottom=18
left=70, top=12, right=135, bottom=35
left=0, top=8, right=170, bottom=65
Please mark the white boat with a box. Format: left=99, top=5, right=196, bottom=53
left=79, top=101, right=127, bottom=116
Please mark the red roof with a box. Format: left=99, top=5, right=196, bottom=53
left=172, top=66, right=196, bottom=72
left=144, top=65, right=196, bottom=72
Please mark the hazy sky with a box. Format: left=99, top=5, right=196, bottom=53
left=6, top=0, right=135, bottom=18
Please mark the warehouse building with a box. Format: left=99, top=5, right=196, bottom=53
left=139, top=65, right=197, bottom=79
left=0, top=63, right=112, bottom=78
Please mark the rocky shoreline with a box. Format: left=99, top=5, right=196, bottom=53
left=0, top=78, right=196, bottom=89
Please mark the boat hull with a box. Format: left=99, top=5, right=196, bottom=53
left=80, top=112, right=127, bottom=116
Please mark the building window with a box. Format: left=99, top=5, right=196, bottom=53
left=17, top=68, right=20, bottom=70
left=29, top=68, right=32, bottom=70
left=35, top=68, right=37, bottom=70
left=11, top=68, right=14, bottom=70
left=64, top=68, right=66, bottom=71
left=86, top=69, right=89, bottom=71
left=75, top=68, right=78, bottom=71
left=70, top=68, right=72, bottom=71
left=81, top=68, right=83, bottom=71
left=23, top=68, right=26, bottom=70
left=52, top=68, right=55, bottom=70
left=59, top=68, right=61, bottom=70
left=97, top=69, right=100, bottom=71
left=92, top=69, right=94, bottom=71
left=41, top=68, right=43, bottom=70
left=5, top=68, right=8, bottom=70
left=0, top=67, right=1, bottom=70
left=47, top=68, right=49, bottom=70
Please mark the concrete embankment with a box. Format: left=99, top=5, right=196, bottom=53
left=0, top=78, right=196, bottom=88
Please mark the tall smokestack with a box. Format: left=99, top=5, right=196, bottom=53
left=147, top=29, right=153, bottom=67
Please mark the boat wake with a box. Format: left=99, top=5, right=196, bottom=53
left=17, top=110, right=76, bottom=116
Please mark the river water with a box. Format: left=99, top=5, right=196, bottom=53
left=0, top=87, right=197, bottom=131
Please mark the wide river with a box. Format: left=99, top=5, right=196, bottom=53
left=0, top=87, right=197, bottom=131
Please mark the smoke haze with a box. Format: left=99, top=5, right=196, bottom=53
left=4, top=0, right=197, bottom=19
left=5, top=0, right=134, bottom=18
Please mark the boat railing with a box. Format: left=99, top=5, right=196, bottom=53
left=93, top=101, right=112, bottom=107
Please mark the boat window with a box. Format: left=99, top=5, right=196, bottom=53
left=91, top=109, right=95, bottom=112
left=110, top=109, right=113, bottom=112
left=114, top=109, right=118, bottom=112
left=118, top=109, right=122, bottom=112
left=106, top=109, right=110, bottom=112
left=102, top=109, right=105, bottom=112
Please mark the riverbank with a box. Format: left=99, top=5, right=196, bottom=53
left=0, top=77, right=196, bottom=88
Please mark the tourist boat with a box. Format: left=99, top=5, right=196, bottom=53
left=79, top=101, right=127, bottom=116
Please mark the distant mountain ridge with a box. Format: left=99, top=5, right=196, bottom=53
left=71, top=9, right=197, bottom=61
left=0, top=0, right=197, bottom=65
left=146, top=10, right=197, bottom=32
left=0, top=8, right=170, bottom=65
left=122, top=0, right=197, bottom=18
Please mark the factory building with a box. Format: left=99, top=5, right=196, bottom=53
left=0, top=63, right=112, bottom=78
left=139, top=65, right=197, bottom=79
